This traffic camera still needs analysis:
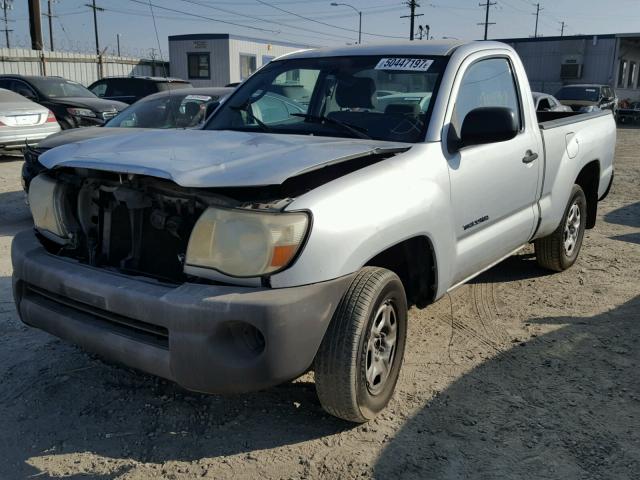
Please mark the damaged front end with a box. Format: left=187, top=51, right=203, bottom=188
left=27, top=145, right=406, bottom=284
left=28, top=170, right=239, bottom=283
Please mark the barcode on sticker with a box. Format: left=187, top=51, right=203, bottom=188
left=375, top=58, right=433, bottom=71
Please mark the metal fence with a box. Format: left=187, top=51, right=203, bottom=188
left=0, top=48, right=170, bottom=86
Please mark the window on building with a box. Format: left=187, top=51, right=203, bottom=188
left=188, top=53, right=210, bottom=79
left=617, top=60, right=628, bottom=88
left=240, top=54, right=257, bottom=80
left=630, top=62, right=638, bottom=89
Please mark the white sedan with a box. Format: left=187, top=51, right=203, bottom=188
left=0, top=88, right=60, bottom=150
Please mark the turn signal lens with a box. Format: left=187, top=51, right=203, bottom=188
left=45, top=111, right=57, bottom=123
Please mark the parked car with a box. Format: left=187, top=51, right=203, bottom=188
left=88, top=76, right=192, bottom=105
left=0, top=75, right=127, bottom=129
left=616, top=101, right=640, bottom=124
left=555, top=84, right=617, bottom=113
left=14, top=41, right=616, bottom=423
left=532, top=92, right=572, bottom=112
left=0, top=87, right=60, bottom=151
left=21, top=87, right=233, bottom=191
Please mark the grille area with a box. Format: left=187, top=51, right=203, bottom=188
left=23, top=283, right=169, bottom=349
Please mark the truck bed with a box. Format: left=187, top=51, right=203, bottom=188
left=536, top=109, right=612, bottom=129
left=534, top=109, right=616, bottom=240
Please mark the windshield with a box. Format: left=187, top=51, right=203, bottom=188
left=106, top=92, right=221, bottom=128
left=30, top=78, right=96, bottom=98
left=206, top=55, right=447, bottom=143
left=555, top=86, right=600, bottom=102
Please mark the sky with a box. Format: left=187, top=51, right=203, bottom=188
left=4, top=0, right=640, bottom=60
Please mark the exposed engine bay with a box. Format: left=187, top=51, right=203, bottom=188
left=31, top=148, right=400, bottom=284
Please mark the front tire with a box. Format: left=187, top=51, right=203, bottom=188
left=314, top=267, right=407, bottom=423
left=535, top=185, right=587, bottom=271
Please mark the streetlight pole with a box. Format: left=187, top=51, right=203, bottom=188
left=330, top=2, right=361, bottom=44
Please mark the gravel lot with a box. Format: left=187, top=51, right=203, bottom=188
left=0, top=128, right=638, bottom=480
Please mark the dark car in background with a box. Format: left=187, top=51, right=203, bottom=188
left=89, top=76, right=192, bottom=104
left=555, top=84, right=618, bottom=113
left=22, top=87, right=233, bottom=191
left=616, top=101, right=640, bottom=124
left=0, top=75, right=127, bottom=129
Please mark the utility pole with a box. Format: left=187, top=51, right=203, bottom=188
left=425, top=24, right=430, bottom=40
left=117, top=33, right=121, bottom=56
left=478, top=1, right=496, bottom=41
left=85, top=0, right=104, bottom=56
left=42, top=0, right=55, bottom=51
left=401, top=0, right=423, bottom=41
left=559, top=21, right=565, bottom=37
left=27, top=0, right=43, bottom=50
left=533, top=2, right=543, bottom=38
left=1, top=0, right=13, bottom=48
left=417, top=25, right=423, bottom=40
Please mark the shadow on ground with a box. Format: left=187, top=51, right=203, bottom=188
left=472, top=251, right=552, bottom=283
left=374, top=295, right=640, bottom=479
left=604, top=201, right=640, bottom=228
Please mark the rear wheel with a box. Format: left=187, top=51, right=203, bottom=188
left=535, top=185, right=587, bottom=271
left=314, top=267, right=407, bottom=423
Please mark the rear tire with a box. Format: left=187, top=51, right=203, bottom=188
left=314, top=267, right=407, bottom=423
left=535, top=185, right=587, bottom=271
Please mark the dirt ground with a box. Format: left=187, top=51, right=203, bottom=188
left=0, top=128, right=638, bottom=480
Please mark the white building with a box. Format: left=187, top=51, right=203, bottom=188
left=168, top=34, right=311, bottom=87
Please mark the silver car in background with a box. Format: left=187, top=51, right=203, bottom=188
left=532, top=92, right=572, bottom=112
left=0, top=88, right=60, bottom=150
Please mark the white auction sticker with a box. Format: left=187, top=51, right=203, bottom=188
left=184, top=95, right=213, bottom=101
left=375, top=58, right=433, bottom=71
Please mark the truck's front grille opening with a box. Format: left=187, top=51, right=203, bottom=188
left=23, top=283, right=169, bottom=349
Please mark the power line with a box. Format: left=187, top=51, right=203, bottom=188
left=127, top=0, right=280, bottom=34
left=85, top=0, right=103, bottom=56
left=1, top=0, right=13, bottom=48
left=173, top=0, right=355, bottom=42
left=400, top=0, right=423, bottom=41
left=532, top=2, right=542, bottom=37
left=478, top=1, right=496, bottom=40
left=254, top=0, right=405, bottom=40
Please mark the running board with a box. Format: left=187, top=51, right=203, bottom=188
left=446, top=244, right=527, bottom=293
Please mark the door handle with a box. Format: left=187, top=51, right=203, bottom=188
left=522, top=150, right=538, bottom=163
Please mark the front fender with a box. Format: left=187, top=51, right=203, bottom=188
left=271, top=144, right=455, bottom=298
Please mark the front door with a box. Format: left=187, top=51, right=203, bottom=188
left=446, top=56, right=541, bottom=284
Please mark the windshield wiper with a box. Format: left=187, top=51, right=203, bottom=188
left=290, top=113, right=371, bottom=140
left=229, top=104, right=271, bottom=132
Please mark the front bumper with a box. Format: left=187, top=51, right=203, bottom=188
left=12, top=230, right=352, bottom=393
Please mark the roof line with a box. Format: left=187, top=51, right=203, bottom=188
left=168, top=33, right=312, bottom=49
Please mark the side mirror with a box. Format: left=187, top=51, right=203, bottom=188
left=453, top=106, right=518, bottom=150
left=204, top=101, right=221, bottom=120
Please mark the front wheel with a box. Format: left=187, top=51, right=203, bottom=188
left=314, top=267, right=407, bottom=423
left=535, top=184, right=587, bottom=271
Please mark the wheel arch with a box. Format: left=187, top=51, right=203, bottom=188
left=574, top=160, right=600, bottom=229
left=364, top=235, right=437, bottom=309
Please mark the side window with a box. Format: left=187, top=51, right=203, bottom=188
left=90, top=81, right=107, bottom=97
left=188, top=53, right=210, bottom=80
left=13, top=80, right=37, bottom=100
left=0, top=79, right=11, bottom=89
left=452, top=57, right=522, bottom=135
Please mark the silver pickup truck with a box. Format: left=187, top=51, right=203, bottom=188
left=13, top=40, right=615, bottom=422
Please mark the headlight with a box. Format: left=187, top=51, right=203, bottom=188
left=66, top=107, right=96, bottom=118
left=28, top=174, right=73, bottom=243
left=186, top=207, right=309, bottom=277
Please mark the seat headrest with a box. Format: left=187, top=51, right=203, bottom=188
left=384, top=103, right=420, bottom=115
left=336, top=77, right=376, bottom=109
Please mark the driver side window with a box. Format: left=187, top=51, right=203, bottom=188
left=452, top=57, right=522, bottom=135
